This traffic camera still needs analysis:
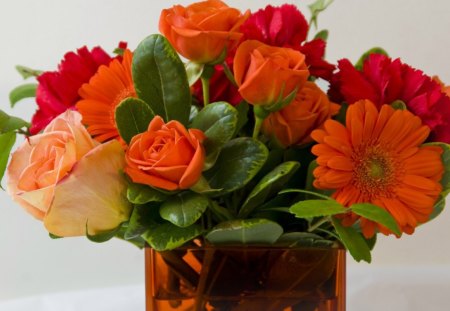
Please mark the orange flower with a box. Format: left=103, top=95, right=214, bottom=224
left=125, top=116, right=206, bottom=191
left=433, top=75, right=450, bottom=97
left=159, top=0, right=250, bottom=64
left=233, top=40, right=309, bottom=106
left=311, top=100, right=444, bottom=237
left=262, top=81, right=340, bottom=147
left=7, top=111, right=131, bottom=237
left=76, top=49, right=136, bottom=143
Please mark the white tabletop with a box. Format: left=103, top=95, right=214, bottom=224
left=1, top=266, right=449, bottom=311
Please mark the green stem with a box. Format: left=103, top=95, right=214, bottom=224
left=201, top=77, right=210, bottom=107
left=222, top=62, right=237, bottom=87
left=308, top=216, right=331, bottom=232
left=252, top=115, right=264, bottom=140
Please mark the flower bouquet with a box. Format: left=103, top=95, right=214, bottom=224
left=2, top=0, right=449, bottom=310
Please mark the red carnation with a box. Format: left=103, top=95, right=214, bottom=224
left=30, top=46, right=112, bottom=134
left=240, top=4, right=335, bottom=80
left=329, top=53, right=450, bottom=143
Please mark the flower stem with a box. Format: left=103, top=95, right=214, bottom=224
left=308, top=216, right=331, bottom=232
left=222, top=62, right=237, bottom=87
left=201, top=77, right=210, bottom=107
left=252, top=115, right=264, bottom=140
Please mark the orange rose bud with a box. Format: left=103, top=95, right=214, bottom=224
left=233, top=40, right=309, bottom=106
left=125, top=116, right=206, bottom=191
left=159, top=0, right=250, bottom=64
left=262, top=82, right=340, bottom=147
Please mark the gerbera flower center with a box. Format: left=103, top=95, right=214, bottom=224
left=352, top=145, right=399, bottom=199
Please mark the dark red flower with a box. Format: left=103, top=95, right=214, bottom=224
left=239, top=4, right=335, bottom=80
left=329, top=53, right=450, bottom=143
left=192, top=57, right=242, bottom=107
left=30, top=46, right=112, bottom=134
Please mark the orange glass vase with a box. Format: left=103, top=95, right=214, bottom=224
left=145, top=245, right=346, bottom=311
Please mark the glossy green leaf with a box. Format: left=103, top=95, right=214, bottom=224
left=191, top=102, right=238, bottom=169
left=142, top=223, right=203, bottom=251
left=132, top=34, right=191, bottom=125
left=185, top=61, right=204, bottom=86
left=189, top=105, right=199, bottom=123
left=0, top=110, right=30, bottom=133
left=428, top=195, right=446, bottom=222
left=15, top=65, right=42, bottom=79
left=204, top=137, right=268, bottom=196
left=86, top=222, right=124, bottom=243
left=350, top=203, right=401, bottom=235
left=206, top=219, right=283, bottom=245
left=355, top=47, right=389, bottom=70
left=290, top=200, right=347, bottom=218
left=127, top=183, right=168, bottom=204
left=239, top=161, right=300, bottom=218
left=9, top=84, right=37, bottom=107
left=115, top=97, right=154, bottom=144
left=160, top=192, right=209, bottom=227
left=124, top=203, right=161, bottom=239
left=208, top=201, right=234, bottom=222
left=234, top=101, right=249, bottom=135
left=332, top=217, right=371, bottom=263
left=314, top=29, right=329, bottom=41
left=0, top=132, right=16, bottom=187
left=276, top=232, right=334, bottom=247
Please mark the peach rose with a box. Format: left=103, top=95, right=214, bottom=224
left=125, top=116, right=206, bottom=191
left=159, top=0, right=250, bottom=63
left=233, top=40, right=309, bottom=106
left=7, top=110, right=131, bottom=237
left=262, top=82, right=340, bottom=147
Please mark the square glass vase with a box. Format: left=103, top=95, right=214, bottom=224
left=145, top=245, right=346, bottom=311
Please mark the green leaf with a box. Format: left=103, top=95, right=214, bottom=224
left=142, top=223, right=203, bottom=251
left=159, top=192, right=209, bottom=227
left=9, top=84, right=37, bottom=107
left=314, top=29, right=329, bottom=41
left=204, top=137, right=268, bottom=196
left=290, top=200, right=347, bottom=218
left=239, top=161, right=300, bottom=218
left=208, top=201, right=234, bottom=222
left=332, top=217, right=371, bottom=263
left=191, top=102, right=238, bottom=169
left=189, top=105, right=200, bottom=123
left=185, top=61, right=204, bottom=86
left=127, top=183, right=168, bottom=204
left=115, top=97, right=155, bottom=144
left=355, top=47, right=389, bottom=71
left=308, top=0, right=334, bottom=29
left=125, top=203, right=161, bottom=239
left=132, top=34, right=191, bottom=125
left=0, top=132, right=16, bottom=187
left=350, top=203, right=401, bottom=235
left=206, top=219, right=283, bottom=245
left=15, top=65, right=42, bottom=79
left=86, top=222, right=124, bottom=243
left=0, top=110, right=30, bottom=133
left=276, top=232, right=334, bottom=247
left=234, top=101, right=249, bottom=135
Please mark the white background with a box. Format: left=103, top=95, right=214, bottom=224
left=0, top=0, right=449, bottom=303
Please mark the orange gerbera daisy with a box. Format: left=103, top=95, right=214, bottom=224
left=311, top=99, right=444, bottom=238
left=76, top=50, right=136, bottom=142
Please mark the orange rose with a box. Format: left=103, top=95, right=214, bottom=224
left=7, top=110, right=131, bottom=237
left=234, top=40, right=309, bottom=106
left=159, top=0, right=250, bottom=63
left=125, top=116, right=206, bottom=191
left=262, top=82, right=340, bottom=147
